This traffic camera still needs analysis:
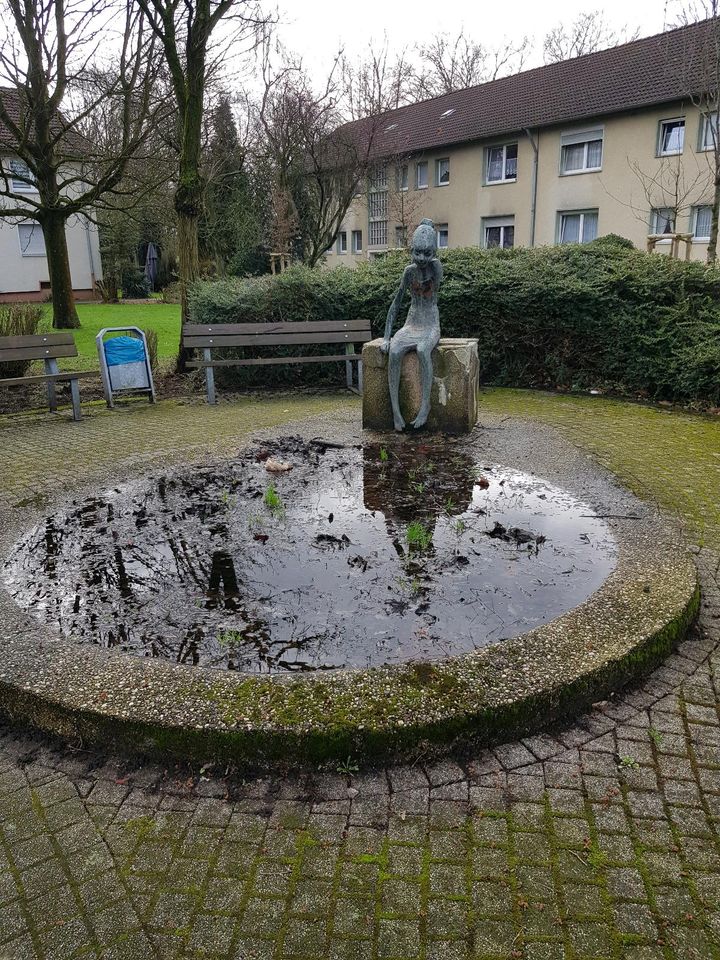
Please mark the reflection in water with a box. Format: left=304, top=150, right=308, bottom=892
left=3, top=437, right=617, bottom=674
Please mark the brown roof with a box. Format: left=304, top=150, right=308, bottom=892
left=0, top=86, right=86, bottom=155
left=346, top=18, right=718, bottom=157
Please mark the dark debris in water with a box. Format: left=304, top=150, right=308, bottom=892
left=2, top=436, right=616, bottom=674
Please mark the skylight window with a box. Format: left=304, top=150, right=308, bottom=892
left=440, top=108, right=456, bottom=118
left=385, top=123, right=398, bottom=132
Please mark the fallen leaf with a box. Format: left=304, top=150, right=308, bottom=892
left=265, top=458, right=293, bottom=473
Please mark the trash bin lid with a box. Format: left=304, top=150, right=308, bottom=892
left=104, top=335, right=146, bottom=366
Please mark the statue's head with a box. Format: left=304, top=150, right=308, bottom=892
left=411, top=218, right=436, bottom=268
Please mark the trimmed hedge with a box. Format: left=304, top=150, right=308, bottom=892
left=189, top=243, right=720, bottom=404
left=0, top=303, right=43, bottom=379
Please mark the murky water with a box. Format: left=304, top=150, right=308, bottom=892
left=3, top=437, right=617, bottom=673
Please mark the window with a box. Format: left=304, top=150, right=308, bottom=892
left=396, top=164, right=408, bottom=191
left=17, top=222, right=46, bottom=256
left=560, top=129, right=603, bottom=174
left=416, top=161, right=428, bottom=189
left=436, top=223, right=449, bottom=248
left=558, top=210, right=598, bottom=244
left=700, top=113, right=718, bottom=151
left=440, top=108, right=456, bottom=118
left=395, top=225, right=408, bottom=248
left=693, top=205, right=712, bottom=240
left=336, top=231, right=347, bottom=254
left=651, top=207, right=675, bottom=236
left=658, top=118, right=685, bottom=156
left=486, top=143, right=517, bottom=183
left=369, top=165, right=388, bottom=190
left=351, top=230, right=363, bottom=254
left=368, top=166, right=388, bottom=248
left=369, top=221, right=387, bottom=247
left=9, top=159, right=36, bottom=192
left=483, top=216, right=515, bottom=249
left=436, top=158, right=450, bottom=186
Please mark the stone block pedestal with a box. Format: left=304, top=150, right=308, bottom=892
left=361, top=337, right=479, bottom=434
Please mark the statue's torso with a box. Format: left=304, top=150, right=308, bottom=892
left=404, top=262, right=440, bottom=334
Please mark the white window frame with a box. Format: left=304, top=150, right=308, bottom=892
left=351, top=229, right=363, bottom=254
left=17, top=222, right=46, bottom=257
left=700, top=113, right=719, bottom=152
left=485, top=143, right=518, bottom=184
left=650, top=207, right=676, bottom=241
left=368, top=221, right=387, bottom=247
left=483, top=216, right=515, bottom=249
left=396, top=164, right=409, bottom=192
left=436, top=223, right=449, bottom=249
left=415, top=161, right=428, bottom=190
left=435, top=158, right=450, bottom=187
left=658, top=118, right=685, bottom=157
left=559, top=129, right=604, bottom=176
left=8, top=159, right=37, bottom=193
left=395, top=225, right=408, bottom=248
left=337, top=230, right=348, bottom=255
left=557, top=209, right=599, bottom=245
left=692, top=205, right=712, bottom=241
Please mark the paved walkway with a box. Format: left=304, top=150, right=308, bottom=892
left=0, top=391, right=719, bottom=960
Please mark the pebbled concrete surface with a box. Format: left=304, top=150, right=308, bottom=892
left=0, top=389, right=718, bottom=960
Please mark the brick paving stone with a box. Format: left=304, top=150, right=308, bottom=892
left=0, top=393, right=719, bottom=959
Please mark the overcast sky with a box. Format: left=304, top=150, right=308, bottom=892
left=275, top=1, right=677, bottom=83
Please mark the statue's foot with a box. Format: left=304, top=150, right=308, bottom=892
left=411, top=408, right=429, bottom=430
left=393, top=413, right=406, bottom=432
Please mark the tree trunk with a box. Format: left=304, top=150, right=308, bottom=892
left=174, top=175, right=203, bottom=371
left=707, top=169, right=720, bottom=263
left=42, top=215, right=80, bottom=329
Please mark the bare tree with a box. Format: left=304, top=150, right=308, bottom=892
left=543, top=11, right=639, bottom=64
left=0, top=0, right=159, bottom=327
left=340, top=40, right=413, bottom=120
left=256, top=45, right=379, bottom=268
left=132, top=0, right=269, bottom=339
left=411, top=30, right=531, bottom=99
left=625, top=154, right=709, bottom=239
left=666, top=2, right=720, bottom=260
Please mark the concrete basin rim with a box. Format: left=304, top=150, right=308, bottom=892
left=0, top=415, right=700, bottom=761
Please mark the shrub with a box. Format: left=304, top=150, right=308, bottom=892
left=120, top=266, right=150, bottom=299
left=144, top=329, right=158, bottom=371
left=0, top=302, right=43, bottom=378
left=162, top=281, right=181, bottom=304
left=189, top=245, right=720, bottom=404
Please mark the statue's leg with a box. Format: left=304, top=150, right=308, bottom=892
left=388, top=340, right=411, bottom=431
left=412, top=341, right=434, bottom=429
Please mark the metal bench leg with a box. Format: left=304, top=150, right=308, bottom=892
left=345, top=343, right=355, bottom=391
left=45, top=358, right=58, bottom=412
left=69, top=378, right=82, bottom=421
left=204, top=349, right=216, bottom=404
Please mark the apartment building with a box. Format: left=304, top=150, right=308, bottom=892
left=326, top=19, right=719, bottom=267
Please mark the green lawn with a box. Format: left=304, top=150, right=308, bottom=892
left=41, top=302, right=181, bottom=370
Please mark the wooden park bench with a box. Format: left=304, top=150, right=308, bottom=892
left=0, top=332, right=96, bottom=421
left=182, top=320, right=372, bottom=404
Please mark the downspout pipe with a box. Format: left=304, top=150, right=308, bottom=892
left=524, top=128, right=539, bottom=248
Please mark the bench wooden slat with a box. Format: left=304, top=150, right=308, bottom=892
left=0, top=333, right=76, bottom=349
left=182, top=320, right=370, bottom=336
left=184, top=331, right=372, bottom=349
left=187, top=354, right=362, bottom=369
left=0, top=370, right=97, bottom=387
left=0, top=343, right=79, bottom=362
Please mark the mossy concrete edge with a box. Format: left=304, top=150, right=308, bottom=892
left=0, top=569, right=699, bottom=770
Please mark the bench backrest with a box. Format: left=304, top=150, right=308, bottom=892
left=0, top=332, right=78, bottom=364
left=182, top=320, right=372, bottom=350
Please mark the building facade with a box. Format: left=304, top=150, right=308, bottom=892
left=0, top=156, right=102, bottom=302
left=325, top=21, right=718, bottom=267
